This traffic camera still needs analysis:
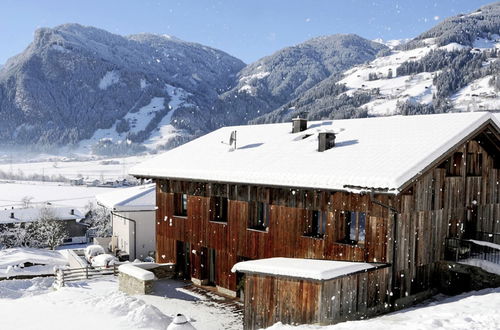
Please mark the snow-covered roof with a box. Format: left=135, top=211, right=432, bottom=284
left=131, top=112, right=500, bottom=194
left=0, top=248, right=67, bottom=268
left=95, top=184, right=156, bottom=211
left=231, top=257, right=381, bottom=281
left=0, top=206, right=84, bottom=224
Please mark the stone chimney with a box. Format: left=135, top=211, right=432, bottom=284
left=292, top=117, right=307, bottom=133
left=10, top=212, right=14, bottom=219
left=318, top=132, right=336, bottom=152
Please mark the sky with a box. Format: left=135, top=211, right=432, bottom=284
left=0, top=0, right=495, bottom=64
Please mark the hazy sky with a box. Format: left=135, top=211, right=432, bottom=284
left=0, top=0, right=494, bottom=64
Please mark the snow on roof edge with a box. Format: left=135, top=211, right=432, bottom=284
left=394, top=112, right=499, bottom=191
left=231, top=257, right=385, bottom=281
left=130, top=112, right=500, bottom=195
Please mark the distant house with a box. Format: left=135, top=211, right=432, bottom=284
left=0, top=206, right=87, bottom=244
left=69, top=177, right=84, bottom=186
left=131, top=112, right=500, bottom=328
left=96, top=184, right=156, bottom=261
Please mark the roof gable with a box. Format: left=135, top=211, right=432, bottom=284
left=131, top=112, right=500, bottom=194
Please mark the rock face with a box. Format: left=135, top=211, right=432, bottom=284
left=0, top=24, right=245, bottom=147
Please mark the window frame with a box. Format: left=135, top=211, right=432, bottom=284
left=303, top=210, right=327, bottom=239
left=210, top=196, right=228, bottom=223
left=338, top=211, right=366, bottom=246
left=173, top=193, right=188, bottom=217
left=247, top=201, right=270, bottom=232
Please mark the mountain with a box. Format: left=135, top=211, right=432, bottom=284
left=1, top=2, right=499, bottom=156
left=207, top=34, right=387, bottom=130
left=252, top=2, right=500, bottom=124
left=0, top=24, right=244, bottom=151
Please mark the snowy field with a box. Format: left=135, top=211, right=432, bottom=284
left=0, top=154, right=152, bottom=181
left=0, top=276, right=241, bottom=330
left=267, top=287, right=500, bottom=330
left=1, top=275, right=499, bottom=330
left=0, top=181, right=119, bottom=209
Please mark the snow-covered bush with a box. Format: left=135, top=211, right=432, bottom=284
left=85, top=202, right=111, bottom=238
left=91, top=253, right=117, bottom=268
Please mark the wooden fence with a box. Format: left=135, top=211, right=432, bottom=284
left=55, top=265, right=119, bottom=287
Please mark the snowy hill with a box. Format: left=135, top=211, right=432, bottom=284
left=0, top=24, right=245, bottom=152
left=208, top=34, right=387, bottom=129
left=252, top=2, right=500, bottom=124
left=0, top=3, right=499, bottom=156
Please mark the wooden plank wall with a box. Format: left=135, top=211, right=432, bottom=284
left=243, top=267, right=390, bottom=329
left=394, top=138, right=500, bottom=300
left=156, top=182, right=392, bottom=291
left=244, top=275, right=321, bottom=329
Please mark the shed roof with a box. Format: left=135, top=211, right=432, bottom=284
left=95, top=184, right=156, bottom=211
left=231, top=257, right=381, bottom=281
left=131, top=112, right=500, bottom=194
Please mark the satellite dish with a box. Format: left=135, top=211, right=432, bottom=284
left=229, top=130, right=237, bottom=148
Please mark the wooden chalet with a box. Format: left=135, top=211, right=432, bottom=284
left=131, top=112, right=500, bottom=328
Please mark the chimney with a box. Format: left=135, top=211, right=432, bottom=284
left=292, top=117, right=307, bottom=133
left=10, top=212, right=14, bottom=219
left=70, top=209, right=75, bottom=215
left=318, top=132, right=336, bottom=152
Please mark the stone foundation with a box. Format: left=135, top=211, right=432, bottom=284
left=118, top=263, right=175, bottom=295
left=118, top=272, right=154, bottom=295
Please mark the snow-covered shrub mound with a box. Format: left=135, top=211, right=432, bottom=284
left=91, top=253, right=118, bottom=268
left=0, top=248, right=67, bottom=268
left=0, top=277, right=54, bottom=299
left=84, top=244, right=105, bottom=262
left=84, top=289, right=171, bottom=329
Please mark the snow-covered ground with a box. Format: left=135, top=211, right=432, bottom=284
left=0, top=155, right=152, bottom=182
left=0, top=248, right=68, bottom=279
left=0, top=277, right=170, bottom=330
left=0, top=276, right=241, bottom=330
left=266, top=287, right=500, bottom=330
left=0, top=181, right=119, bottom=209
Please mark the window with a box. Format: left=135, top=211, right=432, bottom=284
left=248, top=202, right=269, bottom=231
left=211, top=196, right=228, bottom=222
left=466, top=152, right=482, bottom=176
left=446, top=152, right=463, bottom=176
left=174, top=193, right=188, bottom=217
left=304, top=210, right=327, bottom=238
left=339, top=211, right=366, bottom=245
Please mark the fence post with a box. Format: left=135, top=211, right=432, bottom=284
left=85, top=266, right=89, bottom=279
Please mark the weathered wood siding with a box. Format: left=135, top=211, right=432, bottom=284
left=393, top=136, right=500, bottom=300
left=244, top=266, right=390, bottom=329
left=156, top=183, right=392, bottom=291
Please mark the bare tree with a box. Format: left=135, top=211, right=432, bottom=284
left=21, top=196, right=34, bottom=208
left=35, top=207, right=68, bottom=250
